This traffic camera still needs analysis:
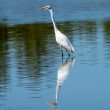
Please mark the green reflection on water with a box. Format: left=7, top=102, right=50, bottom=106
left=0, top=19, right=110, bottom=98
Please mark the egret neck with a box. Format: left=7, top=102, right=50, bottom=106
left=49, top=9, right=57, bottom=32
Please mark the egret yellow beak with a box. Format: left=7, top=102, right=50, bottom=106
left=40, top=6, right=48, bottom=10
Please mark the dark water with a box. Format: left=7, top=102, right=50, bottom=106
left=0, top=0, right=110, bottom=110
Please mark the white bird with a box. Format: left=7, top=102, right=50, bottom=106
left=40, top=5, right=75, bottom=56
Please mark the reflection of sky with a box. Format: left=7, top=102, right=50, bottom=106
left=0, top=0, right=110, bottom=24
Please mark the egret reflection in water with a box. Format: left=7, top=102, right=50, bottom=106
left=48, top=57, right=75, bottom=109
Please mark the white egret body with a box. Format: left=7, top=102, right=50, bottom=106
left=40, top=5, right=74, bottom=56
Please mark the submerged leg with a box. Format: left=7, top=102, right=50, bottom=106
left=65, top=48, right=74, bottom=58
left=60, top=45, right=63, bottom=57
left=65, top=48, right=70, bottom=56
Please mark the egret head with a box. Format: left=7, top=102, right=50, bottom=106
left=40, top=5, right=52, bottom=11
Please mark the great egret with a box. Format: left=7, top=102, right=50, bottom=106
left=40, top=5, right=74, bottom=56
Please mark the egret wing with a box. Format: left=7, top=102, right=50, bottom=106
left=55, top=30, right=74, bottom=52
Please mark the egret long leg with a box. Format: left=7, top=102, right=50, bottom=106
left=60, top=45, right=63, bottom=57
left=65, top=48, right=70, bottom=56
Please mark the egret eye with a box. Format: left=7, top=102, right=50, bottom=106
left=46, top=5, right=51, bottom=9
left=48, top=7, right=51, bottom=9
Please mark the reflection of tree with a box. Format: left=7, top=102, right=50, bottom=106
left=9, top=23, right=51, bottom=88
left=0, top=23, right=8, bottom=40
left=0, top=24, right=9, bottom=98
left=103, top=20, right=110, bottom=59
left=73, top=20, right=96, bottom=35
left=103, top=20, right=110, bottom=40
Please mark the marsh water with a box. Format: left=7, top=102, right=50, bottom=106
left=0, top=0, right=110, bottom=110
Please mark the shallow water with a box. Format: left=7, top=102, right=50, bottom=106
left=0, top=0, right=110, bottom=110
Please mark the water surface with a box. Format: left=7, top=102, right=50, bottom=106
left=0, top=0, right=110, bottom=110
left=0, top=0, right=110, bottom=25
